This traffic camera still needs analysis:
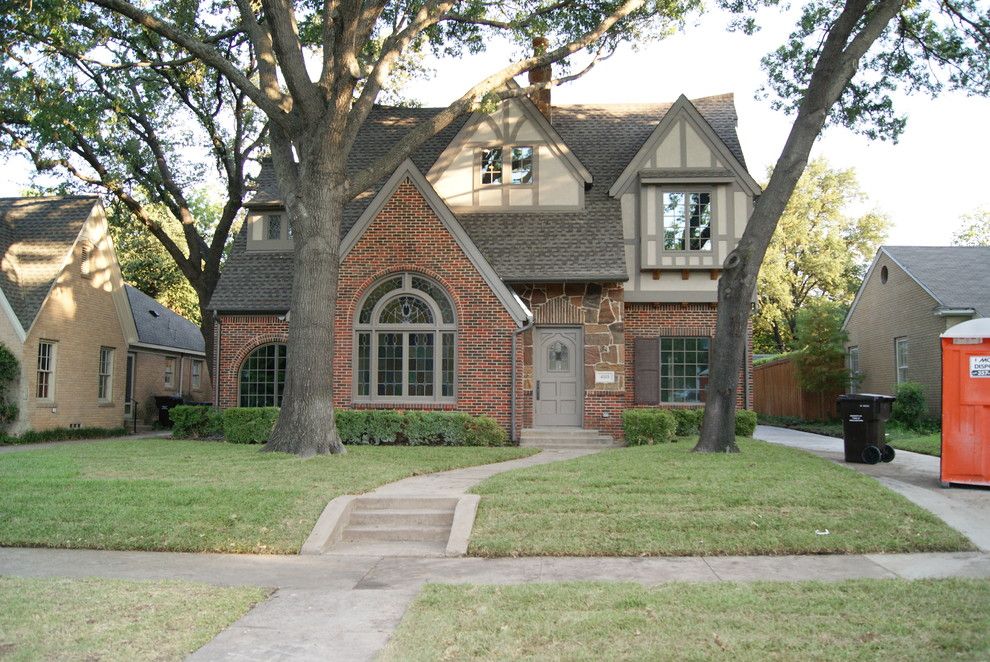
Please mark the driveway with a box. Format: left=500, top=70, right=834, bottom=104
left=755, top=425, right=990, bottom=551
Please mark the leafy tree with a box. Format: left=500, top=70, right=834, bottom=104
left=754, top=158, right=888, bottom=354
left=695, top=0, right=990, bottom=453
left=0, top=1, right=267, bottom=363
left=792, top=300, right=849, bottom=395
left=73, top=0, right=704, bottom=456
left=952, top=208, right=990, bottom=246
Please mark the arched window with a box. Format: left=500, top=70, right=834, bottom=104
left=354, top=273, right=456, bottom=402
left=239, top=343, right=287, bottom=407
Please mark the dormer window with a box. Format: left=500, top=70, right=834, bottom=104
left=249, top=212, right=293, bottom=250
left=480, top=145, right=535, bottom=186
left=662, top=191, right=712, bottom=252
left=266, top=214, right=283, bottom=240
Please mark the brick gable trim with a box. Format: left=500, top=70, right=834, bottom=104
left=340, top=159, right=530, bottom=326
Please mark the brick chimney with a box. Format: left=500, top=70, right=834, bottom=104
left=528, top=36, right=552, bottom=121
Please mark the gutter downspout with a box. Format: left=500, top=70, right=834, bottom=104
left=511, top=318, right=534, bottom=443
left=213, top=311, right=221, bottom=407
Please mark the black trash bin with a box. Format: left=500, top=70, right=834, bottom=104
left=836, top=393, right=896, bottom=464
left=155, top=396, right=184, bottom=428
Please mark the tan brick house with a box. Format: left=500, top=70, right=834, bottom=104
left=0, top=196, right=209, bottom=434
left=844, top=245, right=990, bottom=414
left=208, top=90, right=759, bottom=441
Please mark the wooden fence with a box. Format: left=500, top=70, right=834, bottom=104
left=753, top=356, right=842, bottom=421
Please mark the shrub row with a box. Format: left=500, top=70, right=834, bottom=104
left=171, top=406, right=508, bottom=446
left=0, top=426, right=130, bottom=446
left=622, top=407, right=757, bottom=445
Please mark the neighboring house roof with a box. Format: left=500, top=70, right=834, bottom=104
left=124, top=284, right=205, bottom=354
left=212, top=94, right=747, bottom=311
left=846, top=245, right=990, bottom=327
left=0, top=196, right=99, bottom=330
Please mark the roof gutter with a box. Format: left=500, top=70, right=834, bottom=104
left=935, top=308, right=976, bottom=317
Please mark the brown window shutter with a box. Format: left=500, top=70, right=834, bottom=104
left=634, top=337, right=660, bottom=405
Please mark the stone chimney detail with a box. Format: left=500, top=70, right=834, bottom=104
left=528, top=36, right=552, bottom=121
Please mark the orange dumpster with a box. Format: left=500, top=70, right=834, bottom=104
left=941, top=318, right=990, bottom=488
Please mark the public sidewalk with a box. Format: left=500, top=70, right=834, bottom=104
left=755, top=425, right=990, bottom=551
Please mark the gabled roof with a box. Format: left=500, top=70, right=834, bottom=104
left=215, top=94, right=750, bottom=311
left=845, top=245, right=990, bottom=327
left=124, top=285, right=205, bottom=354
left=0, top=196, right=99, bottom=331
left=341, top=159, right=531, bottom=325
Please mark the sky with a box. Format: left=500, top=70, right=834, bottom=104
left=2, top=6, right=988, bottom=246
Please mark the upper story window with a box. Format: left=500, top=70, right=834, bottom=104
left=266, top=214, right=283, bottom=241
left=662, top=191, right=712, bottom=252
left=80, top=240, right=94, bottom=279
left=480, top=146, right=535, bottom=186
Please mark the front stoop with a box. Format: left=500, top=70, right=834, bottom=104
left=301, top=495, right=479, bottom=558
left=520, top=427, right=624, bottom=450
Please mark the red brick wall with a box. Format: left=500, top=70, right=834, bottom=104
left=215, top=178, right=518, bottom=431
left=625, top=302, right=752, bottom=411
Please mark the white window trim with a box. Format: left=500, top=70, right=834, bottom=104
left=164, top=356, right=176, bottom=389
left=98, top=346, right=114, bottom=403
left=895, top=337, right=909, bottom=384
left=659, top=188, right=715, bottom=254
left=36, top=340, right=57, bottom=402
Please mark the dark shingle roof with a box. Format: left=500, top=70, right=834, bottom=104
left=0, top=196, right=97, bottom=328
left=883, top=246, right=990, bottom=317
left=211, top=94, right=747, bottom=311
left=124, top=284, right=205, bottom=353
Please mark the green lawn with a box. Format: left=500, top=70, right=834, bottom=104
left=0, top=439, right=535, bottom=553
left=469, top=439, right=971, bottom=556
left=381, top=580, right=990, bottom=661
left=0, top=576, right=266, bottom=661
left=889, top=433, right=941, bottom=457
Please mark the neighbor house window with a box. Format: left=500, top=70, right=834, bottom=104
left=98, top=347, right=114, bottom=402
left=481, top=148, right=503, bottom=185
left=662, top=191, right=712, bottom=251
left=660, top=337, right=710, bottom=403
left=36, top=340, right=56, bottom=400
left=164, top=357, right=176, bottom=388
left=847, top=346, right=860, bottom=393
left=191, top=360, right=202, bottom=390
left=354, top=273, right=456, bottom=402
left=895, top=337, right=908, bottom=384
left=239, top=344, right=287, bottom=407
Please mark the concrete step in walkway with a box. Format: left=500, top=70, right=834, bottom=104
left=324, top=496, right=461, bottom=557
left=520, top=427, right=623, bottom=449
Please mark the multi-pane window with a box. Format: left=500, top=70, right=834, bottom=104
left=266, top=215, right=283, bottom=241
left=481, top=146, right=535, bottom=185
left=847, top=346, right=860, bottom=393
left=239, top=344, right=287, bottom=407
left=895, top=337, right=909, bottom=384
left=660, top=337, right=710, bottom=403
left=354, top=273, right=456, bottom=402
left=662, top=191, right=712, bottom=251
left=98, top=347, right=114, bottom=402
left=36, top=341, right=56, bottom=400
left=164, top=357, right=176, bottom=388
left=511, top=146, right=534, bottom=184
left=481, top=148, right=503, bottom=185
left=191, top=360, right=202, bottom=390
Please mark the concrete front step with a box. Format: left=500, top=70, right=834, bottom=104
left=520, top=436, right=617, bottom=447
left=523, top=442, right=624, bottom=450
left=343, top=525, right=451, bottom=543
left=351, top=496, right=459, bottom=511
left=521, top=427, right=603, bottom=439
left=348, top=509, right=454, bottom=528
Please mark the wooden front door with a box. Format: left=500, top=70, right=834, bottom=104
left=534, top=327, right=583, bottom=427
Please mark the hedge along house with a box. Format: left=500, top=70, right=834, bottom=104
left=208, top=86, right=759, bottom=441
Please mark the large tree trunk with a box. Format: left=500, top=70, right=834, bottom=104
left=263, top=151, right=345, bottom=457
left=693, top=0, right=904, bottom=453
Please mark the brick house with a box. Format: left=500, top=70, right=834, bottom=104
left=208, top=90, right=759, bottom=441
left=0, top=196, right=210, bottom=434
left=844, top=245, right=990, bottom=414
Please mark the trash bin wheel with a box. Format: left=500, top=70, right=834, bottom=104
left=861, top=445, right=882, bottom=465
left=881, top=445, right=895, bottom=463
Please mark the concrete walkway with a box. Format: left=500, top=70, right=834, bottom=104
left=755, top=425, right=990, bottom=551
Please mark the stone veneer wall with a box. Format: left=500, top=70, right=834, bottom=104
left=624, top=301, right=752, bottom=411
left=512, top=282, right=626, bottom=437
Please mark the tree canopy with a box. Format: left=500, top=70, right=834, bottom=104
left=754, top=158, right=888, bottom=354
left=952, top=208, right=990, bottom=246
